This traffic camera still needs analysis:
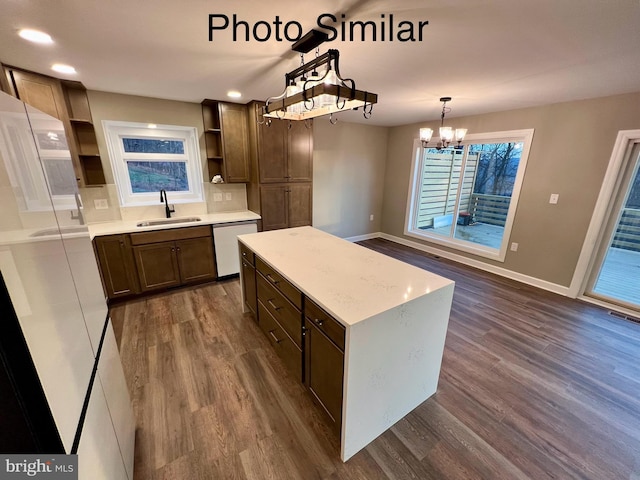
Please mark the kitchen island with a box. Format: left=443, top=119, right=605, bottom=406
left=238, top=226, right=455, bottom=461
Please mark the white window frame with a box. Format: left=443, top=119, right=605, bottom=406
left=103, top=121, right=203, bottom=207
left=404, top=129, right=534, bottom=262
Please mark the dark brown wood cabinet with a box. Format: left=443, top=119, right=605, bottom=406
left=201, top=100, right=250, bottom=183
left=93, top=234, right=140, bottom=299
left=3, top=65, right=105, bottom=186
left=247, top=101, right=313, bottom=231
left=259, top=184, right=312, bottom=231
left=240, top=243, right=257, bottom=316
left=304, top=299, right=345, bottom=435
left=131, top=226, right=216, bottom=293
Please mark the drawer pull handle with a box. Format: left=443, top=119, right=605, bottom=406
left=267, top=299, right=281, bottom=311
left=266, top=274, right=279, bottom=285
left=268, top=330, right=282, bottom=344
left=242, top=252, right=247, bottom=257
left=314, top=318, right=324, bottom=327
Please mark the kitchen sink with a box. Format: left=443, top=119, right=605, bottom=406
left=31, top=226, right=89, bottom=237
left=136, top=217, right=202, bottom=227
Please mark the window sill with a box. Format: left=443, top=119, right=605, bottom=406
left=404, top=227, right=507, bottom=262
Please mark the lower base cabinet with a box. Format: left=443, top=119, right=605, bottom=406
left=94, top=226, right=216, bottom=300
left=241, top=241, right=345, bottom=434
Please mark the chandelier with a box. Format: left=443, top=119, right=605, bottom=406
left=420, top=97, right=467, bottom=149
left=262, top=30, right=378, bottom=122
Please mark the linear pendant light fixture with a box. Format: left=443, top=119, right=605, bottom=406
left=262, top=29, right=378, bottom=122
left=420, top=97, right=467, bottom=150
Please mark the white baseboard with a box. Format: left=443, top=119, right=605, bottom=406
left=344, top=232, right=383, bottom=242
left=366, top=232, right=571, bottom=297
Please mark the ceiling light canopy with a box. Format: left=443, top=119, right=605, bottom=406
left=51, top=64, right=76, bottom=74
left=420, top=97, right=467, bottom=150
left=262, top=30, right=378, bottom=123
left=18, top=28, right=53, bottom=44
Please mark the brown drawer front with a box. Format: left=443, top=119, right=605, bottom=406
left=239, top=242, right=255, bottom=266
left=257, top=272, right=302, bottom=347
left=258, top=300, right=302, bottom=381
left=255, top=256, right=302, bottom=309
left=305, top=298, right=345, bottom=351
left=130, top=225, right=211, bottom=245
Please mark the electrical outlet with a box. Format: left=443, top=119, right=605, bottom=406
left=225, top=192, right=233, bottom=201
left=549, top=193, right=559, bottom=204
left=370, top=214, right=374, bottom=221
left=510, top=242, right=519, bottom=252
left=213, top=193, right=223, bottom=202
left=94, top=199, right=109, bottom=210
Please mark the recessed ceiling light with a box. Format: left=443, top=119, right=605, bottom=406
left=147, top=124, right=157, bottom=129
left=227, top=91, right=242, bottom=99
left=51, top=64, right=76, bottom=74
left=18, top=29, right=53, bottom=44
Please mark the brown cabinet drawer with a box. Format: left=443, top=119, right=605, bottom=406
left=257, top=272, right=301, bottom=347
left=239, top=242, right=255, bottom=266
left=305, top=298, right=345, bottom=351
left=258, top=300, right=302, bottom=381
left=255, top=256, right=302, bottom=309
left=130, top=225, right=211, bottom=245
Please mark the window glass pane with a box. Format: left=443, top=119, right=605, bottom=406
left=43, top=158, right=77, bottom=196
left=416, top=148, right=463, bottom=238
left=453, top=142, right=523, bottom=248
left=122, top=138, right=184, bottom=154
left=127, top=161, right=188, bottom=193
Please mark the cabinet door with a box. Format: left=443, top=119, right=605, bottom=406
left=288, top=183, right=312, bottom=228
left=287, top=120, right=313, bottom=182
left=10, top=68, right=66, bottom=119
left=260, top=185, right=288, bottom=231
left=94, top=235, right=140, bottom=299
left=305, top=318, right=344, bottom=434
left=176, top=237, right=216, bottom=284
left=219, top=102, right=250, bottom=183
left=241, top=259, right=257, bottom=316
left=133, top=242, right=181, bottom=292
left=258, top=118, right=287, bottom=183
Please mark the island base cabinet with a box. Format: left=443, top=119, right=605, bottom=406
left=304, top=317, right=344, bottom=435
left=241, top=258, right=257, bottom=316
left=258, top=300, right=302, bottom=381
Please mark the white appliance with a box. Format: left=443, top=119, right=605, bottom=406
left=212, top=221, right=258, bottom=277
left=0, top=92, right=134, bottom=478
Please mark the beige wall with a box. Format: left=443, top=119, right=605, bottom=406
left=87, top=90, right=207, bottom=184
left=382, top=92, right=640, bottom=287
left=313, top=120, right=388, bottom=238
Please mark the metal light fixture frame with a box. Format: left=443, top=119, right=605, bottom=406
left=262, top=42, right=378, bottom=122
left=420, top=97, right=467, bottom=150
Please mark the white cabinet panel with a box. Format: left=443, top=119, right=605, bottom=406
left=77, top=376, right=128, bottom=480
left=98, top=321, right=135, bottom=480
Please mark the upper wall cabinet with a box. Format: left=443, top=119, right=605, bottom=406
left=250, top=102, right=313, bottom=183
left=201, top=100, right=250, bottom=183
left=3, top=65, right=106, bottom=186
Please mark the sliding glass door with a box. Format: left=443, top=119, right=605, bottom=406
left=586, top=143, right=640, bottom=309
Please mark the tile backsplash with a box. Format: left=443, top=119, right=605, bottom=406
left=80, top=182, right=249, bottom=224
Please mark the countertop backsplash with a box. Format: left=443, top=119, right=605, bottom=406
left=79, top=182, right=249, bottom=225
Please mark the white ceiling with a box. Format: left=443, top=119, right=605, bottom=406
left=1, top=0, right=640, bottom=126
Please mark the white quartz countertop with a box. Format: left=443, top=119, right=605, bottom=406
left=238, top=226, right=455, bottom=327
left=88, top=210, right=261, bottom=239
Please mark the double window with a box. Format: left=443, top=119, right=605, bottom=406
left=104, top=121, right=203, bottom=207
left=405, top=129, right=534, bottom=261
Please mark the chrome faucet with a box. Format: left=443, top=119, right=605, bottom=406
left=160, top=189, right=175, bottom=218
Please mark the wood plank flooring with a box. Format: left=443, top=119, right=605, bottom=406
left=110, top=237, right=640, bottom=479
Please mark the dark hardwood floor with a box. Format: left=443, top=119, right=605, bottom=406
left=110, top=237, right=640, bottom=479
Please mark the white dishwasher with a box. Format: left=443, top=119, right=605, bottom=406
left=212, top=221, right=258, bottom=277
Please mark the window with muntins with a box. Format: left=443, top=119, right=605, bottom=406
left=405, top=129, right=534, bottom=261
left=103, top=121, right=203, bottom=207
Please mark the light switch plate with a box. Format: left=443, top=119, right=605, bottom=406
left=225, top=192, right=233, bottom=201
left=213, top=193, right=223, bottom=202
left=549, top=193, right=559, bottom=204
